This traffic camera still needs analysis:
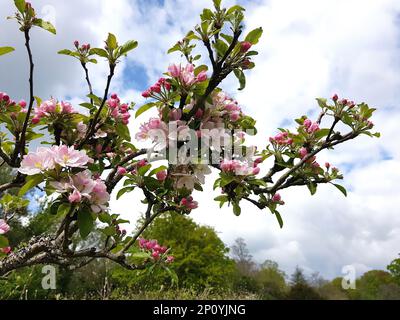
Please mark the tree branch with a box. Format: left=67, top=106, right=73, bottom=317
left=11, top=29, right=35, bottom=165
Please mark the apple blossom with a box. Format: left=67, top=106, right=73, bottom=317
left=0, top=219, right=10, bottom=235
left=52, top=145, right=92, bottom=168
left=18, top=147, right=55, bottom=175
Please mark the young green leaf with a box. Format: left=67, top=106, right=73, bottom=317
left=77, top=208, right=95, bottom=239
left=120, top=40, right=138, bottom=56
left=332, top=183, right=347, bottom=197
left=233, top=202, right=241, bottom=216
left=18, top=175, right=44, bottom=197
left=274, top=210, right=284, bottom=229
left=0, top=47, right=15, bottom=56
left=106, top=33, right=118, bottom=50
left=245, top=27, right=263, bottom=45
left=234, top=69, right=246, bottom=90
left=0, top=235, right=9, bottom=248
left=135, top=102, right=156, bottom=118
left=32, top=19, right=56, bottom=34
left=14, top=0, right=26, bottom=13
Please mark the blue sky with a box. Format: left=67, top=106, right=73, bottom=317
left=1, top=0, right=400, bottom=280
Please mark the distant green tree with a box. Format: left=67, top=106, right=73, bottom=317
left=351, top=270, right=396, bottom=300
left=286, top=266, right=323, bottom=300
left=111, top=212, right=236, bottom=292
left=387, top=254, right=400, bottom=285
left=256, top=260, right=287, bottom=299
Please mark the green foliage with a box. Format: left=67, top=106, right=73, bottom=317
left=111, top=213, right=236, bottom=292
left=0, top=46, right=15, bottom=56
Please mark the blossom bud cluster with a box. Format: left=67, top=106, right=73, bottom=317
left=107, top=93, right=131, bottom=125
left=32, top=99, right=75, bottom=124
left=138, top=238, right=174, bottom=262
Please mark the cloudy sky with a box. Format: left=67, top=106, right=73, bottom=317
left=1, top=0, right=400, bottom=279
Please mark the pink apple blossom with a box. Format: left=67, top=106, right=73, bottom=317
left=19, top=147, right=55, bottom=175
left=0, top=219, right=10, bottom=235
left=52, top=145, right=91, bottom=168
left=68, top=189, right=82, bottom=203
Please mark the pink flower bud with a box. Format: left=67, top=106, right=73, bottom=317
left=272, top=193, right=281, bottom=202
left=166, top=256, right=174, bottom=263
left=195, top=108, right=203, bottom=119
left=31, top=117, right=40, bottom=124
left=2, top=247, right=11, bottom=254
left=19, top=100, right=27, bottom=108
left=299, top=147, right=308, bottom=159
left=240, top=41, right=252, bottom=53
left=156, top=170, right=167, bottom=181
left=168, top=64, right=181, bottom=77
left=303, top=119, right=312, bottom=128
left=152, top=251, right=160, bottom=260
left=74, top=40, right=79, bottom=48
left=252, top=167, right=260, bottom=175
left=196, top=70, right=207, bottom=82
left=68, top=190, right=82, bottom=203
left=159, top=246, right=167, bottom=254
left=137, top=159, right=148, bottom=168
left=142, top=90, right=151, bottom=98
left=150, top=84, right=161, bottom=93
left=2, top=94, right=10, bottom=102
left=111, top=93, right=118, bottom=99
left=325, top=162, right=330, bottom=169
left=230, top=112, right=241, bottom=122
left=117, top=166, right=127, bottom=175
left=332, top=94, right=338, bottom=102
left=164, top=81, right=171, bottom=91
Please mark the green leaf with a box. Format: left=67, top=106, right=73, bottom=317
left=57, top=203, right=71, bottom=216
left=120, top=40, right=138, bottom=56
left=18, top=175, right=44, bottom=197
left=58, top=49, right=73, bottom=56
left=138, top=164, right=151, bottom=176
left=233, top=202, right=241, bottom=216
left=14, top=0, right=25, bottom=13
left=148, top=165, right=168, bottom=177
left=213, top=39, right=228, bottom=57
left=77, top=208, right=95, bottom=239
left=115, top=123, right=131, bottom=141
left=106, top=33, right=118, bottom=50
left=167, top=43, right=180, bottom=54
left=130, top=252, right=151, bottom=262
left=0, top=47, right=15, bottom=56
left=90, top=48, right=109, bottom=58
left=194, top=65, right=208, bottom=76
left=226, top=5, right=245, bottom=16
left=135, top=102, right=156, bottom=118
left=333, top=183, right=347, bottom=197
left=100, top=226, right=116, bottom=237
left=234, top=69, right=246, bottom=90
left=316, top=98, right=328, bottom=109
left=214, top=195, right=228, bottom=202
left=116, top=186, right=135, bottom=200
left=32, top=19, right=56, bottom=34
left=274, top=210, right=284, bottom=228
left=314, top=128, right=330, bottom=140
left=213, top=0, right=222, bottom=9
left=0, top=235, right=9, bottom=248
left=307, top=182, right=317, bottom=195
left=245, top=27, right=263, bottom=45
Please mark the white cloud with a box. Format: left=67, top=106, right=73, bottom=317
left=1, top=0, right=400, bottom=279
